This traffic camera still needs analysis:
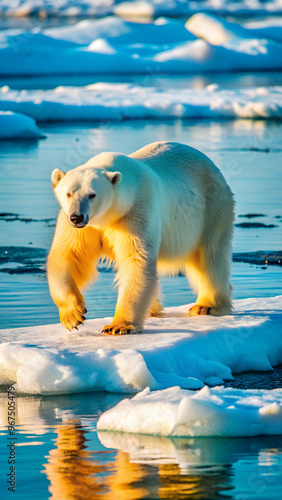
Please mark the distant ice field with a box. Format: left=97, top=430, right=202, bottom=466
left=1, top=15, right=282, bottom=76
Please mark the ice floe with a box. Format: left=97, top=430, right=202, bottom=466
left=0, top=296, right=281, bottom=395
left=1, top=16, right=282, bottom=76
left=0, top=83, right=281, bottom=121
left=0, top=111, right=44, bottom=139
left=97, top=385, right=282, bottom=437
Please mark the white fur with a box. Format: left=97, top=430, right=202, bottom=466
left=48, top=142, right=234, bottom=333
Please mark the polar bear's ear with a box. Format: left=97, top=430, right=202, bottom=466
left=104, top=171, right=122, bottom=186
left=51, top=168, right=66, bottom=188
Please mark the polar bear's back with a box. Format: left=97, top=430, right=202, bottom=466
left=131, top=141, right=214, bottom=173
left=130, top=141, right=230, bottom=198
left=130, top=141, right=227, bottom=189
left=130, top=141, right=233, bottom=261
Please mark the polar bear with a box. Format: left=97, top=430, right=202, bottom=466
left=48, top=141, right=234, bottom=334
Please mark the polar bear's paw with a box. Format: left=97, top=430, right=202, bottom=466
left=149, top=300, right=164, bottom=318
left=188, top=305, right=213, bottom=316
left=59, top=298, right=87, bottom=331
left=102, top=322, right=142, bottom=335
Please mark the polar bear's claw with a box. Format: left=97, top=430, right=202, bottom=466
left=59, top=300, right=87, bottom=331
left=189, top=305, right=213, bottom=316
left=102, top=323, right=137, bottom=335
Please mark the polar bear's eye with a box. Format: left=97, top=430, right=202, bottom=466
left=66, top=192, right=71, bottom=198
left=89, top=193, right=96, bottom=199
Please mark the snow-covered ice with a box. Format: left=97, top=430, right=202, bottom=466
left=0, top=296, right=281, bottom=396
left=0, top=111, right=44, bottom=139
left=0, top=84, right=281, bottom=121
left=1, top=16, right=282, bottom=76
left=97, top=385, right=282, bottom=437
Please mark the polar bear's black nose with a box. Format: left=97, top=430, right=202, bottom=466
left=70, top=213, right=84, bottom=224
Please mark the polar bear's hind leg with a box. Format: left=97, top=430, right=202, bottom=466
left=148, top=292, right=163, bottom=317
left=187, top=230, right=233, bottom=317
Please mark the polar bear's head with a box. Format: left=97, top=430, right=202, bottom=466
left=51, top=160, right=122, bottom=228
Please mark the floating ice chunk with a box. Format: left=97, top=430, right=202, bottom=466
left=0, top=111, right=44, bottom=139
left=206, top=83, right=219, bottom=92
left=86, top=38, right=116, bottom=54
left=97, top=385, right=282, bottom=437
left=114, top=1, right=154, bottom=18
left=187, top=14, right=234, bottom=45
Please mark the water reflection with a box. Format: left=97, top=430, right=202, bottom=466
left=1, top=392, right=282, bottom=499
left=99, top=432, right=236, bottom=499
left=43, top=419, right=282, bottom=500
left=98, top=432, right=282, bottom=499
left=44, top=421, right=111, bottom=499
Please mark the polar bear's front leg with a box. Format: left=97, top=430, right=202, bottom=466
left=102, top=237, right=158, bottom=335
left=48, top=210, right=101, bottom=330
left=48, top=253, right=87, bottom=331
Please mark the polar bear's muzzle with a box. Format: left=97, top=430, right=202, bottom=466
left=69, top=213, right=89, bottom=228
